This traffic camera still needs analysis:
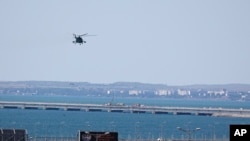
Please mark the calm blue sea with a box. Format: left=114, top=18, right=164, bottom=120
left=1, top=95, right=250, bottom=140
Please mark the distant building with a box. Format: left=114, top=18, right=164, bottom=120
left=177, top=89, right=191, bottom=96
left=154, top=89, right=172, bottom=96
left=129, top=90, right=142, bottom=95
left=207, top=89, right=227, bottom=96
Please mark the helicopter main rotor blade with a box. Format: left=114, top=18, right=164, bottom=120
left=79, top=33, right=89, bottom=36
left=84, top=35, right=97, bottom=37
left=79, top=33, right=97, bottom=37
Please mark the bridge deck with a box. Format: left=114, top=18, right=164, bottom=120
left=1, top=101, right=250, bottom=118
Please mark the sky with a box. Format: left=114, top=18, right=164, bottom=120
left=0, top=0, right=250, bottom=85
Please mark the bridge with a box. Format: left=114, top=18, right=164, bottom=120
left=1, top=101, right=250, bottom=118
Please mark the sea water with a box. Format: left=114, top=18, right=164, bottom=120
left=0, top=95, right=250, bottom=140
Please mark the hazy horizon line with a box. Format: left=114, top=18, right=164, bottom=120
left=1, top=80, right=250, bottom=86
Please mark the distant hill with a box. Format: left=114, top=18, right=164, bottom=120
left=173, top=84, right=250, bottom=92
left=0, top=81, right=250, bottom=92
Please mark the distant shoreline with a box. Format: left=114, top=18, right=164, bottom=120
left=0, top=81, right=250, bottom=101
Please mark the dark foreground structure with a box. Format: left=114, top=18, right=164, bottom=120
left=78, top=131, right=118, bottom=141
left=0, top=129, right=27, bottom=141
left=0, top=129, right=119, bottom=141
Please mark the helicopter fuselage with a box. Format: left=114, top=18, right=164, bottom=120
left=73, top=36, right=86, bottom=44
left=73, top=33, right=95, bottom=45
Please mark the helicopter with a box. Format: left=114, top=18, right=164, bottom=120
left=73, top=33, right=96, bottom=45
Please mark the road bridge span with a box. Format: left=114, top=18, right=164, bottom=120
left=0, top=101, right=250, bottom=118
